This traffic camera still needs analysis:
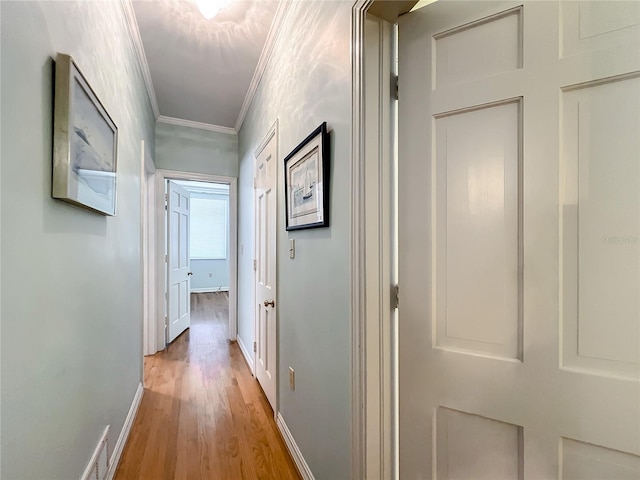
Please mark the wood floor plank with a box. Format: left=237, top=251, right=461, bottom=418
left=114, top=292, right=301, bottom=480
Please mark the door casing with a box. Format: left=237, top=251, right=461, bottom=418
left=351, top=1, right=397, bottom=478
left=151, top=170, right=238, bottom=352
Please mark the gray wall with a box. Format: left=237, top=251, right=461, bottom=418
left=190, top=259, right=229, bottom=291
left=1, top=1, right=155, bottom=478
left=155, top=121, right=238, bottom=177
left=237, top=2, right=353, bottom=478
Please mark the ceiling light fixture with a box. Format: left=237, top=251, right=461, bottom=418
left=195, top=0, right=233, bottom=20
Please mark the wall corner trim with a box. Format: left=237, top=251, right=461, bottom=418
left=234, top=0, right=292, bottom=132
left=276, top=413, right=315, bottom=480
left=106, top=382, right=144, bottom=480
left=120, top=0, right=160, bottom=119
left=351, top=1, right=376, bottom=479
left=157, top=115, right=237, bottom=135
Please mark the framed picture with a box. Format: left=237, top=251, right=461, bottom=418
left=52, top=53, right=118, bottom=216
left=284, top=122, right=329, bottom=230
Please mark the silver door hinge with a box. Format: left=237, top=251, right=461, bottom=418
left=392, top=75, right=398, bottom=100
left=391, top=284, right=399, bottom=310
left=253, top=178, right=257, bottom=189
left=165, top=254, right=168, bottom=262
left=253, top=341, right=257, bottom=352
left=253, top=259, right=257, bottom=271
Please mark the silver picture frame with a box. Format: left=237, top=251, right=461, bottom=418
left=53, top=53, right=118, bottom=216
left=284, top=122, right=330, bottom=230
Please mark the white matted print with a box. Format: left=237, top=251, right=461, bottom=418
left=53, top=53, right=118, bottom=215
left=284, top=123, right=329, bottom=230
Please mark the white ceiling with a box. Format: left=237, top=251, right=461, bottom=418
left=131, top=0, right=280, bottom=131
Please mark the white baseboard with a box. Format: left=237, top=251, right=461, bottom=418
left=107, top=382, right=143, bottom=480
left=236, top=335, right=254, bottom=375
left=276, top=413, right=315, bottom=480
left=190, top=287, right=229, bottom=293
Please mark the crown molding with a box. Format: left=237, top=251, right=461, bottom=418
left=158, top=115, right=237, bottom=135
left=234, top=0, right=293, bottom=133
left=120, top=0, right=160, bottom=119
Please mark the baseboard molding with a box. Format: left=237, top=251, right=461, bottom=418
left=236, top=335, right=254, bottom=375
left=276, top=413, right=315, bottom=480
left=107, top=382, right=143, bottom=480
left=190, top=287, right=229, bottom=293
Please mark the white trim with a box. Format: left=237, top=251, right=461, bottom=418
left=141, top=141, right=148, bottom=359
left=235, top=1, right=292, bottom=132
left=107, top=382, right=144, bottom=480
left=120, top=0, right=160, bottom=119
left=351, top=4, right=373, bottom=480
left=236, top=335, right=255, bottom=376
left=157, top=115, right=237, bottom=135
left=353, top=5, right=397, bottom=478
left=363, top=14, right=395, bottom=480
left=255, top=121, right=277, bottom=157
left=144, top=147, right=156, bottom=176
left=352, top=5, right=396, bottom=479
left=142, top=141, right=157, bottom=356
left=276, top=413, right=315, bottom=480
left=190, top=287, right=229, bottom=293
left=155, top=170, right=239, bottom=350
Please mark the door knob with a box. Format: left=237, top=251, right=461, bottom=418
left=187, top=272, right=193, bottom=276
left=264, top=299, right=275, bottom=308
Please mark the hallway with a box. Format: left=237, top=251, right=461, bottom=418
left=115, top=293, right=301, bottom=480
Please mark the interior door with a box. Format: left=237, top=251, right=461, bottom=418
left=398, top=1, right=640, bottom=478
left=254, top=129, right=277, bottom=409
left=167, top=180, right=191, bottom=343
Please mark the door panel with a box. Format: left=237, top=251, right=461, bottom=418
left=434, top=99, right=521, bottom=360
left=561, top=75, right=640, bottom=378
left=167, top=181, right=191, bottom=343
left=398, top=1, right=640, bottom=478
left=254, top=129, right=277, bottom=409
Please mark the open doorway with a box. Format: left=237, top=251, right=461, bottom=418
left=144, top=170, right=237, bottom=356
left=169, top=179, right=230, bottom=345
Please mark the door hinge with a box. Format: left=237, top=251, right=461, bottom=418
left=253, top=341, right=257, bottom=352
left=253, top=259, right=257, bottom=271
left=391, top=284, right=399, bottom=310
left=165, top=193, right=168, bottom=202
left=165, top=254, right=167, bottom=263
left=392, top=74, right=398, bottom=100
left=253, top=178, right=257, bottom=189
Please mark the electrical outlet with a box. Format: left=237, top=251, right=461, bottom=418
left=289, top=367, right=295, bottom=390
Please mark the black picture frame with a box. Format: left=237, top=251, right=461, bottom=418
left=284, top=122, right=330, bottom=231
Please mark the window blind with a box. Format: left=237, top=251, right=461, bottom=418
left=190, top=196, right=228, bottom=259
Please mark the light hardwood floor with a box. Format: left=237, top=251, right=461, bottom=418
left=115, top=292, right=301, bottom=480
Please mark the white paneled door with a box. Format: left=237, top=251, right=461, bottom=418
left=398, top=1, right=639, bottom=478
left=167, top=180, right=191, bottom=343
left=254, top=128, right=277, bottom=410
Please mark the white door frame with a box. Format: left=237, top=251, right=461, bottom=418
left=141, top=141, right=157, bottom=358
left=152, top=169, right=238, bottom=352
left=352, top=1, right=398, bottom=479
